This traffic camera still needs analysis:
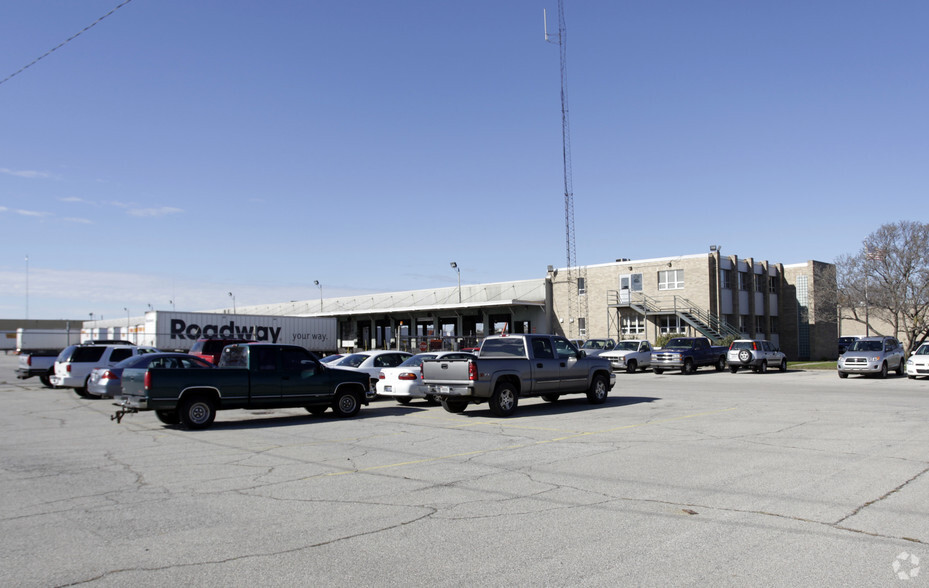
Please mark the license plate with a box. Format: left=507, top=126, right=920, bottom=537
left=439, top=386, right=451, bottom=394
left=384, top=386, right=392, bottom=392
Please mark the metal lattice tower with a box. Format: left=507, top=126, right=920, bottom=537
left=546, top=0, right=587, bottom=338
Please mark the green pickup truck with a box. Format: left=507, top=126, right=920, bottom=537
left=113, top=343, right=371, bottom=429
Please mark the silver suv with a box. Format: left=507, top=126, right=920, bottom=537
left=50, top=344, right=159, bottom=397
left=837, top=336, right=904, bottom=379
left=727, top=340, right=787, bottom=373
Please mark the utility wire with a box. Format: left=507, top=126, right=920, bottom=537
left=0, top=0, right=135, bottom=88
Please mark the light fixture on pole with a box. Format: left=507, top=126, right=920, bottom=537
left=450, top=262, right=461, bottom=303
left=228, top=292, right=236, bottom=314
left=123, top=307, right=130, bottom=336
left=314, top=280, right=323, bottom=312
left=89, top=312, right=94, bottom=322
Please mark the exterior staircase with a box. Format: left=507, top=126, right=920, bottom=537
left=607, top=291, right=742, bottom=341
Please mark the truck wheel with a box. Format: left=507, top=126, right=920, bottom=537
left=332, top=390, right=361, bottom=418
left=396, top=397, right=412, bottom=405
left=155, top=410, right=180, bottom=425
left=626, top=360, right=637, bottom=374
left=179, top=395, right=217, bottom=430
left=586, top=374, right=609, bottom=404
left=879, top=362, right=888, bottom=379
left=489, top=382, right=518, bottom=417
left=425, top=394, right=440, bottom=406
left=729, top=366, right=738, bottom=374
left=715, top=356, right=726, bottom=371
left=838, top=371, right=848, bottom=379
left=441, top=398, right=468, bottom=413
left=779, top=359, right=787, bottom=372
left=653, top=368, right=663, bottom=375
left=682, top=360, right=695, bottom=375
left=541, top=394, right=560, bottom=402
left=306, top=405, right=328, bottom=416
left=39, top=374, right=53, bottom=388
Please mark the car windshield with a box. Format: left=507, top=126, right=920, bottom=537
left=398, top=354, right=437, bottom=368
left=614, top=341, right=639, bottom=351
left=339, top=354, right=369, bottom=368
left=582, top=340, right=607, bottom=349
left=664, top=338, right=693, bottom=349
left=849, top=340, right=882, bottom=352
left=914, top=345, right=929, bottom=356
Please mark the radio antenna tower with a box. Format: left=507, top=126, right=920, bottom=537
left=545, top=0, right=587, bottom=338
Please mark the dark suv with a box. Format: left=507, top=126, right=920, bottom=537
left=189, top=338, right=250, bottom=365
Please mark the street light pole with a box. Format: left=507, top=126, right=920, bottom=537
left=24, top=254, right=29, bottom=319
left=123, top=307, right=130, bottom=339
left=450, top=262, right=461, bottom=303
left=228, top=292, right=236, bottom=314
left=314, top=280, right=323, bottom=312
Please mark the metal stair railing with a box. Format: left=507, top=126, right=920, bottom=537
left=674, top=297, right=742, bottom=340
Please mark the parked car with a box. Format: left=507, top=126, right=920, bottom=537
left=580, top=338, right=616, bottom=357
left=376, top=351, right=476, bottom=404
left=905, top=342, right=929, bottom=379
left=87, top=352, right=214, bottom=399
left=727, top=339, right=787, bottom=373
left=188, top=338, right=250, bottom=365
left=600, top=340, right=652, bottom=373
left=652, top=337, right=727, bottom=374
left=336, top=350, right=412, bottom=388
left=837, top=336, right=905, bottom=378
left=50, top=344, right=160, bottom=397
left=838, top=336, right=859, bottom=355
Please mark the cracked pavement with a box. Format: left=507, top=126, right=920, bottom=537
left=0, top=356, right=927, bottom=586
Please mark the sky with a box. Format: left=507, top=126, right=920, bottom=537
left=1, top=0, right=927, bottom=321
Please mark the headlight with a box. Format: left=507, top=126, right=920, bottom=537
left=907, top=358, right=914, bottom=365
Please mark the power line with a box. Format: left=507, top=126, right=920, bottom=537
left=0, top=0, right=136, bottom=88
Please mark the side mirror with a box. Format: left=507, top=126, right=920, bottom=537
left=577, top=350, right=587, bottom=359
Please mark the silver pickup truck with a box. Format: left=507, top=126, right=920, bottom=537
left=421, top=334, right=615, bottom=417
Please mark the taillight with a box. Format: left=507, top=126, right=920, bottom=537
left=398, top=372, right=417, bottom=381
left=752, top=342, right=758, bottom=350
left=27, top=356, right=33, bottom=367
left=66, top=364, right=72, bottom=373
left=379, top=373, right=386, bottom=379
left=101, top=370, right=118, bottom=381
left=468, top=360, right=478, bottom=381
left=144, top=371, right=152, bottom=391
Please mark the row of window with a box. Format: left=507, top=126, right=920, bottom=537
left=620, top=315, right=779, bottom=336
left=720, top=269, right=778, bottom=293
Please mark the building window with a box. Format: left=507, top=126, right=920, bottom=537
left=659, top=315, right=683, bottom=335
left=658, top=269, right=684, bottom=290
left=578, top=317, right=587, bottom=337
left=720, top=269, right=731, bottom=289
left=769, top=275, right=778, bottom=294
left=622, top=316, right=645, bottom=336
left=755, top=316, right=767, bottom=336
left=770, top=316, right=779, bottom=334
left=755, top=274, right=766, bottom=292
left=577, top=277, right=586, bottom=296
left=739, top=315, right=749, bottom=333
left=738, top=271, right=749, bottom=291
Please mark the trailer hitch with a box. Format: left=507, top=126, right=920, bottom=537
left=111, top=403, right=138, bottom=424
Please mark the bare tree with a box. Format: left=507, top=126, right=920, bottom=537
left=838, top=221, right=929, bottom=352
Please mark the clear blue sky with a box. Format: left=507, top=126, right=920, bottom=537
left=2, top=1, right=927, bottom=321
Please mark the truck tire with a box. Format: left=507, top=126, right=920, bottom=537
left=332, top=390, right=361, bottom=418
left=715, top=356, right=726, bottom=371
left=425, top=394, right=440, bottom=406
left=779, top=359, right=787, bottom=372
left=396, top=397, right=412, bottom=405
left=653, top=368, right=664, bottom=375
left=682, top=359, right=695, bottom=375
left=155, top=410, right=180, bottom=425
left=879, top=362, right=888, bottom=379
left=441, top=398, right=468, bottom=413
left=541, top=394, right=560, bottom=402
left=586, top=374, right=609, bottom=404
left=39, top=374, right=53, bottom=388
left=759, top=360, right=767, bottom=374
left=738, top=349, right=752, bottom=364
left=626, top=360, right=637, bottom=374
left=179, top=395, right=217, bottom=430
left=306, top=405, right=328, bottom=416
left=729, top=366, right=738, bottom=374
left=489, top=382, right=518, bottom=417
left=838, top=371, right=848, bottom=379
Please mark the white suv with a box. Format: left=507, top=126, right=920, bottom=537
left=50, top=344, right=159, bottom=398
left=727, top=340, right=787, bottom=374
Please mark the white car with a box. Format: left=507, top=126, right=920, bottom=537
left=905, top=343, right=929, bottom=379
left=50, top=343, right=160, bottom=398
left=727, top=340, right=787, bottom=374
left=376, top=351, right=476, bottom=404
left=334, top=350, right=412, bottom=388
left=599, top=340, right=652, bottom=373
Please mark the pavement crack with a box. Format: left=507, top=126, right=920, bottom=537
left=834, top=464, right=929, bottom=526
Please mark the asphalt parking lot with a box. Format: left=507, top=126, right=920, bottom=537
left=1, top=355, right=927, bottom=587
